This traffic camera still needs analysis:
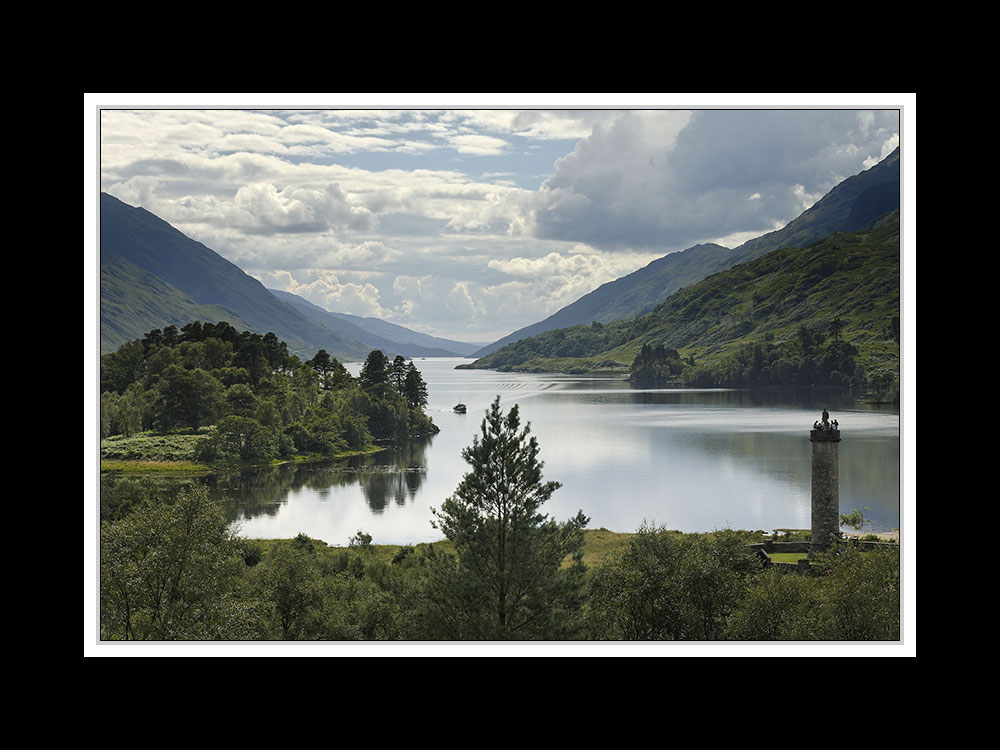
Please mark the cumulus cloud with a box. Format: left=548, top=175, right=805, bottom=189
left=231, top=182, right=376, bottom=234
left=439, top=109, right=615, bottom=141
left=532, top=109, right=900, bottom=251
left=486, top=247, right=664, bottom=311
left=448, top=134, right=510, bottom=155
left=260, top=269, right=392, bottom=319
left=447, top=281, right=487, bottom=320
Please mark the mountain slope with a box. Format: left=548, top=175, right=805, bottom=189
left=269, top=289, right=479, bottom=357
left=324, top=311, right=484, bottom=356
left=472, top=146, right=901, bottom=358
left=100, top=250, right=254, bottom=353
left=472, top=243, right=732, bottom=356
left=100, top=193, right=371, bottom=360
left=461, top=211, right=900, bottom=383
left=726, top=146, right=900, bottom=267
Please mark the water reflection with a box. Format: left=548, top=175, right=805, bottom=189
left=205, top=436, right=432, bottom=525
left=356, top=438, right=430, bottom=513
left=210, top=358, right=899, bottom=545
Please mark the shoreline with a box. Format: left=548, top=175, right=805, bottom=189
left=99, top=444, right=389, bottom=477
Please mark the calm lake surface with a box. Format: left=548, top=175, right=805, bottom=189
left=208, top=358, right=901, bottom=546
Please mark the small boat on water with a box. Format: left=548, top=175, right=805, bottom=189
left=453, top=403, right=467, bottom=413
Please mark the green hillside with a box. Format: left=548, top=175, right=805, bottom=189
left=472, top=147, right=900, bottom=358
left=461, top=211, right=900, bottom=392
left=100, top=251, right=254, bottom=353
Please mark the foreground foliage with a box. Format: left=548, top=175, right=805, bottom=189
left=100, top=486, right=270, bottom=640
left=586, top=524, right=761, bottom=640
left=725, top=543, right=900, bottom=641
left=423, top=397, right=589, bottom=640
left=99, top=470, right=899, bottom=644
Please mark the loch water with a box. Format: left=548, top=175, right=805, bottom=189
left=207, top=358, right=901, bottom=546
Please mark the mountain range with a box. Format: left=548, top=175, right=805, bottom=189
left=268, top=289, right=481, bottom=357
left=99, top=192, right=477, bottom=360
left=471, top=146, right=900, bottom=357
left=99, top=145, right=900, bottom=370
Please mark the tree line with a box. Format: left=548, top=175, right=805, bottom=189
left=100, top=396, right=899, bottom=642
left=100, top=321, right=435, bottom=465
left=628, top=343, right=690, bottom=384
left=630, top=318, right=900, bottom=405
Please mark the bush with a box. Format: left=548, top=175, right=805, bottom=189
left=587, top=524, right=761, bottom=640
left=726, top=542, right=900, bottom=641
left=196, top=416, right=280, bottom=463
left=101, top=486, right=268, bottom=640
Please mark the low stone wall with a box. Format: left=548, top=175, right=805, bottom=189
left=756, top=541, right=811, bottom=554
left=749, top=539, right=897, bottom=575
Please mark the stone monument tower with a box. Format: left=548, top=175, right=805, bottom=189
left=809, top=409, right=841, bottom=556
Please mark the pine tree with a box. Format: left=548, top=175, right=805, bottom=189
left=428, top=397, right=589, bottom=640
left=390, top=355, right=409, bottom=392
left=403, top=362, right=428, bottom=408
left=358, top=349, right=389, bottom=390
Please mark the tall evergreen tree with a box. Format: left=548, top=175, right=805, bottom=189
left=427, top=397, right=589, bottom=640
left=403, top=362, right=428, bottom=409
left=358, top=350, right=390, bottom=390
left=308, top=349, right=352, bottom=390
left=390, top=355, right=409, bottom=392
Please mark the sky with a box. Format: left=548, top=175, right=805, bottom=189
left=93, top=96, right=906, bottom=345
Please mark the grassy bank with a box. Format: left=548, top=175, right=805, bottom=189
left=100, top=459, right=213, bottom=475
left=100, top=430, right=208, bottom=463
left=100, top=430, right=386, bottom=476
left=251, top=529, right=638, bottom=570
left=248, top=528, right=780, bottom=571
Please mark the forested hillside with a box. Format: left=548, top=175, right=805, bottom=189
left=462, top=211, right=900, bottom=400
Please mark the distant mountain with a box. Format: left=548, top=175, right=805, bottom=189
left=471, top=146, right=901, bottom=358
left=463, top=211, right=901, bottom=382
left=726, top=146, right=900, bottom=266
left=268, top=289, right=481, bottom=357
left=100, top=250, right=255, bottom=353
left=325, top=310, right=485, bottom=357
left=100, top=193, right=371, bottom=360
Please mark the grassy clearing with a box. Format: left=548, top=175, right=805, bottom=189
left=578, top=528, right=634, bottom=568
left=769, top=552, right=809, bottom=563
left=100, top=459, right=212, bottom=475
left=253, top=528, right=635, bottom=570
left=100, top=431, right=206, bottom=462
left=99, top=431, right=386, bottom=475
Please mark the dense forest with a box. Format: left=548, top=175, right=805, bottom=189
left=99, top=320, right=437, bottom=468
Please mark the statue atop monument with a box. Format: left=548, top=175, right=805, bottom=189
left=813, top=409, right=839, bottom=433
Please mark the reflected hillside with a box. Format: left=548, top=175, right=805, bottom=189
left=207, top=437, right=433, bottom=522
